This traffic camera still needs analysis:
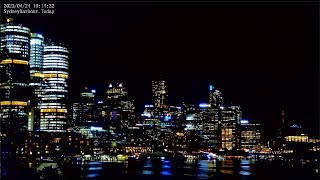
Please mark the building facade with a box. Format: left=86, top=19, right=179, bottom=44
left=29, top=33, right=45, bottom=131
left=39, top=44, right=69, bottom=132
left=240, top=121, right=261, bottom=150
left=0, top=18, right=31, bottom=133
left=152, top=79, right=168, bottom=108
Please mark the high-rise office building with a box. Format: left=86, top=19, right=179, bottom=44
left=209, top=85, right=223, bottom=108
left=0, top=18, right=31, bottom=133
left=38, top=44, right=69, bottom=132
left=152, top=79, right=168, bottom=108
left=29, top=33, right=45, bottom=131
left=105, top=83, right=136, bottom=132
left=202, top=105, right=241, bottom=150
left=106, top=83, right=127, bottom=108
left=240, top=120, right=261, bottom=150
left=200, top=85, right=242, bottom=150
left=72, top=88, right=99, bottom=127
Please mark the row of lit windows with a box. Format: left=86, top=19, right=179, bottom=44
left=44, top=54, right=68, bottom=58
left=0, top=25, right=30, bottom=31
left=43, top=66, right=69, bottom=69
left=30, top=39, right=43, bottom=45
left=40, top=108, right=68, bottom=113
left=1, top=59, right=29, bottom=65
left=39, top=105, right=66, bottom=109
left=44, top=47, right=68, bottom=53
left=43, top=89, right=67, bottom=93
left=43, top=71, right=68, bottom=75
left=0, top=101, right=28, bottom=106
left=43, top=61, right=68, bottom=65
left=40, top=120, right=67, bottom=124
left=39, top=103, right=64, bottom=106
left=33, top=73, right=68, bottom=78
left=43, top=59, right=68, bottom=65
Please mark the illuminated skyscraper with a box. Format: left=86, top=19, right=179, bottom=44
left=240, top=120, right=261, bottom=150
left=209, top=85, right=223, bottom=108
left=106, top=83, right=127, bottom=109
left=202, top=105, right=241, bottom=150
left=39, top=44, right=69, bottom=132
left=152, top=79, right=168, bottom=108
left=0, top=18, right=31, bottom=133
left=72, top=88, right=99, bottom=127
left=105, top=83, right=136, bottom=132
left=29, top=33, right=45, bottom=131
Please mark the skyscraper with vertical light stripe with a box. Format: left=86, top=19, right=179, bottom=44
left=29, top=33, right=45, bottom=131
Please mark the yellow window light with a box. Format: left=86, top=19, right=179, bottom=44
left=1, top=59, right=29, bottom=65
left=1, top=60, right=12, bottom=64
left=58, top=74, right=68, bottom=78
left=33, top=73, right=44, bottom=78
left=13, top=60, right=29, bottom=65
left=43, top=74, right=68, bottom=79
left=40, top=108, right=68, bottom=113
left=40, top=109, right=56, bottom=112
left=57, top=109, right=68, bottom=113
left=0, top=101, right=28, bottom=106
left=43, top=74, right=58, bottom=78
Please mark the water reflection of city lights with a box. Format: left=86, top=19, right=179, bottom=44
left=161, top=170, right=172, bottom=176
left=86, top=174, right=99, bottom=178
left=241, top=160, right=251, bottom=165
left=141, top=170, right=153, bottom=175
left=163, top=160, right=171, bottom=164
left=240, top=171, right=252, bottom=176
left=241, top=166, right=251, bottom=171
left=87, top=162, right=102, bottom=165
left=220, top=169, right=234, bottom=175
left=88, top=167, right=103, bottom=170
left=197, top=160, right=210, bottom=179
left=143, top=164, right=153, bottom=168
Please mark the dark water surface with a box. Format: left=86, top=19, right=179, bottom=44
left=2, top=159, right=319, bottom=180
left=64, top=159, right=318, bottom=180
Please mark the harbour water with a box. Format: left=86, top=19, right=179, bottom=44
left=2, top=158, right=319, bottom=180
left=63, top=158, right=319, bottom=180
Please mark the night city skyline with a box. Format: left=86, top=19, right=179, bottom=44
left=10, top=2, right=318, bottom=137
left=1, top=1, right=319, bottom=180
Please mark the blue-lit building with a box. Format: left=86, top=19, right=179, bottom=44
left=0, top=18, right=31, bottom=133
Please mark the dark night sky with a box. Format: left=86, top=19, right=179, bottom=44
left=4, top=2, right=319, bottom=137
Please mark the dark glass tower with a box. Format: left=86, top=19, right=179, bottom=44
left=0, top=18, right=31, bottom=133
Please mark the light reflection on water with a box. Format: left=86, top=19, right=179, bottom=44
left=138, top=159, right=253, bottom=178
left=77, top=158, right=315, bottom=179
left=141, top=170, right=153, bottom=175
left=161, top=170, right=172, bottom=176
left=88, top=167, right=103, bottom=170
left=86, top=174, right=99, bottom=178
left=86, top=160, right=103, bottom=179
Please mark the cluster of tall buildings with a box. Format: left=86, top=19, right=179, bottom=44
left=1, top=18, right=264, bottom=160
left=69, top=79, right=262, bottom=154
left=2, top=19, right=319, bottom=163
left=0, top=18, right=69, bottom=135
